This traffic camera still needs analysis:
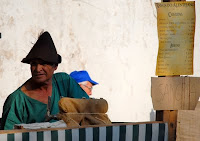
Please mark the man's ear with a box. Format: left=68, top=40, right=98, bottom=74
left=54, top=66, right=58, bottom=70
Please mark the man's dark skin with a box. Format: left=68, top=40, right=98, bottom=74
left=21, top=59, right=58, bottom=104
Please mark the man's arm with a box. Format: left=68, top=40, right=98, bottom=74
left=1, top=93, right=23, bottom=130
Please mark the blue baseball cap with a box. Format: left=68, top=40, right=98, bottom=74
left=70, top=70, right=98, bottom=85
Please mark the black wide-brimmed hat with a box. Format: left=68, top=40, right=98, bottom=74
left=21, top=31, right=62, bottom=64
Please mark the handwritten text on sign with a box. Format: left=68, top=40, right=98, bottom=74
left=155, top=2, right=195, bottom=76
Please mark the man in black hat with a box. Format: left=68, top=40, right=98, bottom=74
left=1, top=31, right=89, bottom=130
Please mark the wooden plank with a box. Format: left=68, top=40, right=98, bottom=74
left=151, top=77, right=200, bottom=110
left=156, top=110, right=177, bottom=141
left=162, top=0, right=186, bottom=2
left=189, top=78, right=200, bottom=109
left=177, top=100, right=200, bottom=141
left=0, top=121, right=165, bottom=134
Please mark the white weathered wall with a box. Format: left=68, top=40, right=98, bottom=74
left=0, top=0, right=199, bottom=122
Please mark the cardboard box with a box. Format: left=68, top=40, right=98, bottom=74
left=151, top=77, right=200, bottom=110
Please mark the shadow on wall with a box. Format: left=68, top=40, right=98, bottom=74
left=150, top=109, right=155, bottom=121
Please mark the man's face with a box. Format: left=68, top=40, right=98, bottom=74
left=79, top=81, right=93, bottom=96
left=30, top=59, right=57, bottom=84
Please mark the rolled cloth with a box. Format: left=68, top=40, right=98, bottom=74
left=58, top=98, right=112, bottom=127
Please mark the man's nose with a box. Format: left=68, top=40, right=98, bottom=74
left=36, top=64, right=43, bottom=71
left=88, top=91, right=92, bottom=96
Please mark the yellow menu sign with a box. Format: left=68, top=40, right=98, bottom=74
left=155, top=2, right=195, bottom=76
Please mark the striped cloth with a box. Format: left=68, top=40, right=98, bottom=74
left=0, top=123, right=168, bottom=141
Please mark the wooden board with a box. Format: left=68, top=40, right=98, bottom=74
left=176, top=100, right=200, bottom=141
left=0, top=121, right=163, bottom=134
left=162, top=0, right=186, bottom=1
left=151, top=77, right=200, bottom=110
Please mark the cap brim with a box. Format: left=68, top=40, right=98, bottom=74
left=89, top=79, right=98, bottom=85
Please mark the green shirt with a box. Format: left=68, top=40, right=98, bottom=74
left=1, top=72, right=89, bottom=130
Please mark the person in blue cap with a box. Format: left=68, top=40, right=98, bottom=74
left=70, top=70, right=98, bottom=96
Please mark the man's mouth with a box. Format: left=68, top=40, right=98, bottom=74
left=34, top=74, right=45, bottom=77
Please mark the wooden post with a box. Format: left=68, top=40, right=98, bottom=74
left=156, top=1, right=185, bottom=141
left=156, top=0, right=194, bottom=141
left=156, top=110, right=178, bottom=141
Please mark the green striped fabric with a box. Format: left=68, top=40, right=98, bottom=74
left=0, top=123, right=168, bottom=141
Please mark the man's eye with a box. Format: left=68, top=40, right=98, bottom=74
left=31, top=63, right=37, bottom=66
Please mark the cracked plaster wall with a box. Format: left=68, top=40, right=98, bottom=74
left=0, top=0, right=199, bottom=122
